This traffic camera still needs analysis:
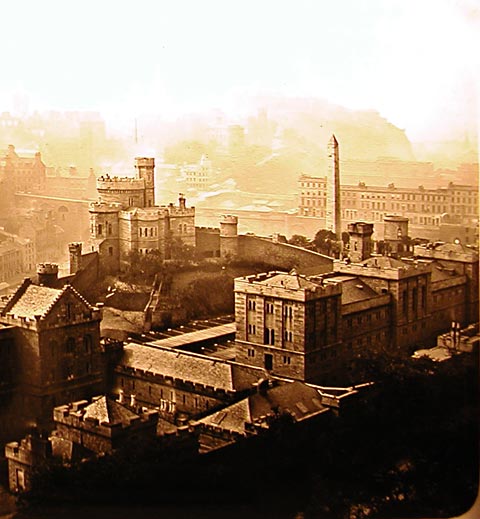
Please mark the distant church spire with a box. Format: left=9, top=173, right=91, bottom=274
left=325, top=134, right=341, bottom=240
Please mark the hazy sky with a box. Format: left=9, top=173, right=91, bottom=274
left=1, top=0, right=478, bottom=141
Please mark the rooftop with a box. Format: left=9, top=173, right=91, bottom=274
left=197, top=381, right=329, bottom=434
left=120, top=342, right=255, bottom=391
left=324, top=275, right=380, bottom=304
left=83, top=396, right=140, bottom=425
left=7, top=284, right=62, bottom=319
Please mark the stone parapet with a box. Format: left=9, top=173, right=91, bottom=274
left=334, top=260, right=431, bottom=280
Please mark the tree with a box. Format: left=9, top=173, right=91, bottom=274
left=288, top=234, right=313, bottom=249
left=313, top=229, right=337, bottom=255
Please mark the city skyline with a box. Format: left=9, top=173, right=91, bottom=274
left=0, top=0, right=478, bottom=142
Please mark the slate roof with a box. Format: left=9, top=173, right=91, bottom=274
left=256, top=272, right=324, bottom=291
left=361, top=256, right=409, bottom=269
left=198, top=381, right=329, bottom=433
left=434, top=242, right=473, bottom=254
left=325, top=275, right=380, bottom=304
left=8, top=284, right=63, bottom=319
left=121, top=343, right=240, bottom=391
left=430, top=260, right=462, bottom=282
left=3, top=281, right=93, bottom=320
left=83, top=396, right=139, bottom=425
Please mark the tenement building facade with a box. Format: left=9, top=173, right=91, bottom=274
left=89, top=157, right=195, bottom=270
left=299, top=176, right=478, bottom=242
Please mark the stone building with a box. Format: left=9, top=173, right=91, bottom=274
left=0, top=145, right=46, bottom=194
left=180, top=154, right=216, bottom=190
left=233, top=232, right=477, bottom=381
left=234, top=271, right=343, bottom=381
left=299, top=175, right=478, bottom=242
left=0, top=230, right=36, bottom=283
left=0, top=278, right=104, bottom=429
left=113, top=342, right=264, bottom=423
left=50, top=396, right=158, bottom=458
left=4, top=433, right=51, bottom=493
left=414, top=241, right=479, bottom=324
left=89, top=157, right=195, bottom=271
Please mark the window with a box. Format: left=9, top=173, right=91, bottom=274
left=83, top=335, right=92, bottom=353
left=264, top=328, right=275, bottom=345
left=247, top=348, right=255, bottom=357
left=98, top=224, right=103, bottom=235
left=265, top=301, right=274, bottom=314
left=109, top=246, right=113, bottom=256
left=283, top=355, right=291, bottom=365
left=66, top=337, right=75, bottom=353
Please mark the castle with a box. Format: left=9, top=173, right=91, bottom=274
left=88, top=157, right=195, bottom=271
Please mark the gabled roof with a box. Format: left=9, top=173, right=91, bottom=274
left=198, top=381, right=328, bottom=433
left=2, top=279, right=93, bottom=320
left=83, top=396, right=139, bottom=425
left=6, top=284, right=63, bottom=319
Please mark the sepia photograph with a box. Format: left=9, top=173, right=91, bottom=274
left=0, top=1, right=478, bottom=518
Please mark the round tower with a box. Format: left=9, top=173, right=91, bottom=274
left=220, top=215, right=239, bottom=259
left=135, top=157, right=155, bottom=207
left=383, top=215, right=409, bottom=256
left=37, top=263, right=59, bottom=287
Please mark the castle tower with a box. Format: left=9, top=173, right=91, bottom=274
left=135, top=157, right=155, bottom=207
left=326, top=134, right=341, bottom=240
left=347, top=222, right=374, bottom=263
left=220, top=215, right=239, bottom=259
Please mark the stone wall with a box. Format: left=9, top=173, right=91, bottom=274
left=238, top=235, right=332, bottom=273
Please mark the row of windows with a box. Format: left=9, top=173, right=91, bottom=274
left=346, top=310, right=386, bottom=327
left=139, top=227, right=157, bottom=237
left=247, top=300, right=294, bottom=317
left=119, top=378, right=210, bottom=411
left=95, top=223, right=113, bottom=236
left=53, top=335, right=93, bottom=356
left=49, top=360, right=92, bottom=382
